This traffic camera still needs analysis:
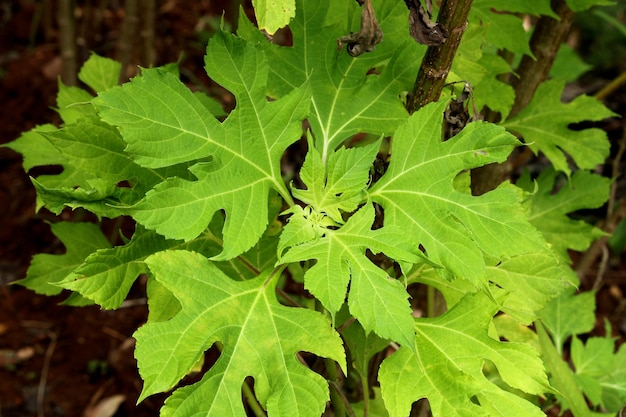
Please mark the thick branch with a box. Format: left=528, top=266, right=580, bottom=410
left=117, top=0, right=139, bottom=83
left=509, top=0, right=574, bottom=118
left=405, top=0, right=473, bottom=113
left=139, top=0, right=156, bottom=68
left=471, top=0, right=575, bottom=195
left=58, top=0, right=77, bottom=86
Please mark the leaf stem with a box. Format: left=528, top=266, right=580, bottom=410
left=360, top=373, right=370, bottom=417
left=327, top=360, right=347, bottom=417
left=426, top=285, right=436, bottom=318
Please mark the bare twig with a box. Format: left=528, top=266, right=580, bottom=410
left=595, top=72, right=626, bottom=102
left=37, top=332, right=58, bottom=417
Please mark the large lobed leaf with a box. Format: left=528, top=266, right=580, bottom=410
left=239, top=0, right=422, bottom=161
left=135, top=250, right=346, bottom=417
left=518, top=168, right=610, bottom=261
left=93, top=30, right=310, bottom=260
left=379, top=292, right=550, bottom=417
left=369, top=100, right=549, bottom=285
left=502, top=79, right=616, bottom=176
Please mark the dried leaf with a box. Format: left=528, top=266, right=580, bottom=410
left=403, top=0, right=449, bottom=46
left=83, top=395, right=125, bottom=417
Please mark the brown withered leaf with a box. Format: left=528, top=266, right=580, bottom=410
left=403, top=0, right=449, bottom=46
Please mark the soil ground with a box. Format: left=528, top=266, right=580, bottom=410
left=0, top=1, right=625, bottom=417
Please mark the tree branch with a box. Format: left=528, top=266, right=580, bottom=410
left=509, top=0, right=574, bottom=118
left=405, top=0, right=473, bottom=113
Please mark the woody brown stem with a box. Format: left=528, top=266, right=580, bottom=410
left=509, top=0, right=574, bottom=118
left=405, top=0, right=473, bottom=113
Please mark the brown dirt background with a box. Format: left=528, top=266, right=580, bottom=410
left=0, top=1, right=625, bottom=417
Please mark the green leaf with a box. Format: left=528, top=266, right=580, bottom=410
left=519, top=168, right=610, bottom=261
left=4, top=125, right=65, bottom=172
left=58, top=227, right=220, bottom=309
left=15, top=222, right=111, bottom=295
left=369, top=100, right=548, bottom=284
left=251, top=0, right=295, bottom=34
left=293, top=140, right=380, bottom=224
left=135, top=250, right=346, bottom=417
left=487, top=252, right=575, bottom=324
left=474, top=0, right=559, bottom=18
left=566, top=0, right=616, bottom=12
left=56, top=82, right=96, bottom=124
left=352, top=387, right=390, bottom=417
left=502, top=79, right=616, bottom=176
left=536, top=321, right=592, bottom=417
left=340, top=316, right=389, bottom=382
left=79, top=53, right=122, bottom=93
left=380, top=292, right=550, bottom=417
left=550, top=45, right=593, bottom=83
left=241, top=0, right=421, bottom=159
left=572, top=336, right=626, bottom=411
left=280, top=203, right=421, bottom=348
left=470, top=4, right=533, bottom=55
left=94, top=31, right=310, bottom=258
left=537, top=288, right=596, bottom=352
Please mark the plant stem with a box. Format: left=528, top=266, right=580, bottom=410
left=58, top=0, right=78, bottom=86
left=595, top=71, right=626, bottom=101
left=405, top=0, right=473, bottom=113
left=509, top=0, right=574, bottom=118
left=472, top=0, right=574, bottom=195
left=327, top=360, right=347, bottom=417
left=360, top=371, right=370, bottom=416
left=117, top=0, right=139, bottom=83
left=426, top=285, right=436, bottom=318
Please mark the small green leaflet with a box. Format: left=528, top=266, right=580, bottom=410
left=518, top=168, right=610, bottom=261
left=135, top=250, right=346, bottom=417
left=502, top=79, right=616, bottom=176
left=369, top=100, right=548, bottom=284
left=537, top=287, right=596, bottom=352
left=16, top=222, right=111, bottom=296
left=292, top=140, right=380, bottom=224
left=94, top=30, right=310, bottom=259
left=571, top=335, right=626, bottom=411
left=78, top=52, right=122, bottom=93
left=379, top=292, right=550, bottom=417
left=536, top=321, right=592, bottom=417
left=279, top=203, right=421, bottom=348
left=469, top=4, right=532, bottom=56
